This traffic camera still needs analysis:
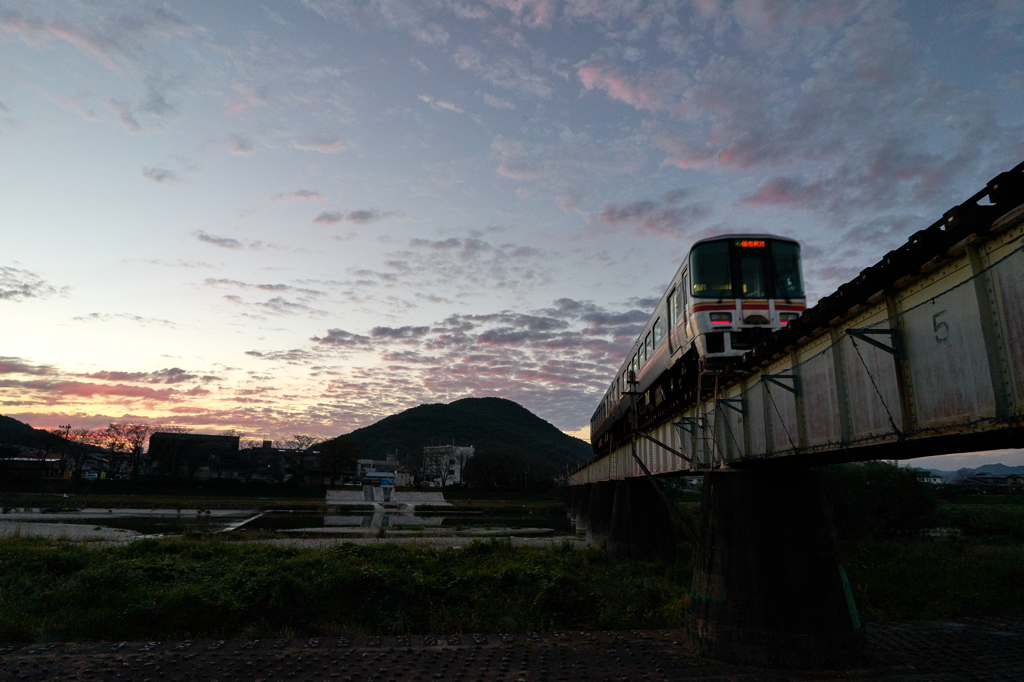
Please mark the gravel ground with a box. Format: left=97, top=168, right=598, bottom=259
left=1, top=620, right=1022, bottom=681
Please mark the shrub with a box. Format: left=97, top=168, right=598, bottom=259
left=820, top=462, right=938, bottom=540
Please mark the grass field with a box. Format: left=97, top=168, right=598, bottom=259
left=0, top=477, right=1022, bottom=643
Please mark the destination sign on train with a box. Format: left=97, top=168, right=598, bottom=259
left=735, top=240, right=766, bottom=248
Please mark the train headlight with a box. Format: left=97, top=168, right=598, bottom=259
left=710, top=313, right=732, bottom=325
left=779, top=312, right=800, bottom=325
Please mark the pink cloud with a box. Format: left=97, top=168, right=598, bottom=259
left=484, top=0, right=554, bottom=28
left=291, top=136, right=345, bottom=153
left=0, top=379, right=182, bottom=402
left=693, top=0, right=722, bottom=17
left=578, top=64, right=665, bottom=112
left=653, top=129, right=716, bottom=169
left=48, top=20, right=124, bottom=75
left=742, top=176, right=823, bottom=206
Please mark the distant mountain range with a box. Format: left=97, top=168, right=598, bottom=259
left=324, top=397, right=593, bottom=469
left=915, top=463, right=1024, bottom=481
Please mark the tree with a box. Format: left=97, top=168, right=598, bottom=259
left=63, top=427, right=101, bottom=480
left=463, top=446, right=555, bottom=488
left=274, top=434, right=325, bottom=483
left=274, top=434, right=323, bottom=451
left=101, top=422, right=152, bottom=479
left=319, top=437, right=362, bottom=484
left=236, top=438, right=267, bottom=482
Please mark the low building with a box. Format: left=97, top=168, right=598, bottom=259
left=961, top=472, right=1024, bottom=493
left=355, top=454, right=413, bottom=486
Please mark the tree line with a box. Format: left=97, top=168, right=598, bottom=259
left=40, top=423, right=365, bottom=484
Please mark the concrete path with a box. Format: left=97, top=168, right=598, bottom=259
left=0, top=521, right=139, bottom=543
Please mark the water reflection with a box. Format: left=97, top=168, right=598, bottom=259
left=326, top=512, right=444, bottom=528
left=0, top=507, right=570, bottom=537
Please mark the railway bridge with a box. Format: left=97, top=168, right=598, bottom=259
left=562, top=161, right=1024, bottom=668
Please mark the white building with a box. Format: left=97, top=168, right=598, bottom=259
left=355, top=454, right=414, bottom=486
left=422, top=444, right=475, bottom=486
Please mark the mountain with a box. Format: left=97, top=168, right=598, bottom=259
left=916, top=464, right=1024, bottom=482
left=972, top=463, right=1024, bottom=476
left=0, top=414, right=64, bottom=452
left=325, top=397, right=592, bottom=468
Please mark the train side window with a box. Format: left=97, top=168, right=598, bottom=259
left=644, top=331, right=653, bottom=361
left=653, top=317, right=663, bottom=347
left=667, top=290, right=677, bottom=328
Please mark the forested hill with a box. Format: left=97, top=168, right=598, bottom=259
left=327, top=397, right=592, bottom=468
left=0, top=414, right=63, bottom=451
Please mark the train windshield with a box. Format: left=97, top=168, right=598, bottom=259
left=772, top=241, right=804, bottom=299
left=690, top=241, right=732, bottom=296
left=690, top=238, right=803, bottom=299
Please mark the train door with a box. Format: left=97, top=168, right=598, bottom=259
left=682, top=273, right=691, bottom=340
left=667, top=289, right=678, bottom=351
left=733, top=243, right=770, bottom=298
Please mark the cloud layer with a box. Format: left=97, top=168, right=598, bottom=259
left=2, top=0, right=1021, bottom=449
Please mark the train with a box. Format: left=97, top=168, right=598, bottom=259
left=589, top=234, right=806, bottom=456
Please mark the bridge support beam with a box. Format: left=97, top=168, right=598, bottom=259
left=607, top=478, right=677, bottom=561
left=586, top=481, right=616, bottom=545
left=688, top=468, right=864, bottom=669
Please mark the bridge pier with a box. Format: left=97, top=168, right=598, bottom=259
left=585, top=481, right=616, bottom=545
left=570, top=483, right=591, bottom=535
left=607, top=479, right=677, bottom=561
left=688, top=468, right=864, bottom=669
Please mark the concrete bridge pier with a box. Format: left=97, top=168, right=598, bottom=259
left=607, top=479, right=677, bottom=561
left=688, top=468, right=864, bottom=669
left=571, top=483, right=591, bottom=536
left=585, top=481, right=616, bottom=545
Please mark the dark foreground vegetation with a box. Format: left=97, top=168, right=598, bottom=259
left=0, top=463, right=1021, bottom=643
left=0, top=537, right=689, bottom=642
left=821, top=463, right=1024, bottom=622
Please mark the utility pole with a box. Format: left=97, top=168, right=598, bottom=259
left=59, top=423, right=71, bottom=478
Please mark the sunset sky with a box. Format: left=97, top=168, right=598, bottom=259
left=2, top=1, right=1023, bottom=459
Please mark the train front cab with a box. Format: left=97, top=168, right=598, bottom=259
left=687, top=236, right=805, bottom=367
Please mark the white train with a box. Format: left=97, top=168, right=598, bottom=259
left=590, top=234, right=806, bottom=456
